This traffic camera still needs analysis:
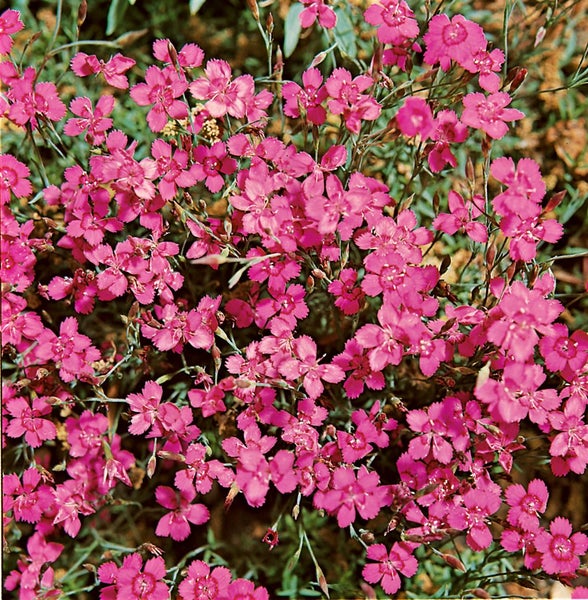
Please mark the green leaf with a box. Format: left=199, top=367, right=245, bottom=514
left=333, top=8, right=356, bottom=59
left=284, top=3, right=304, bottom=58
left=189, top=0, right=207, bottom=14
left=106, top=0, right=129, bottom=36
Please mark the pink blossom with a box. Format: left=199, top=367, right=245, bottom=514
left=7, top=67, right=66, bottom=128
left=224, top=578, right=269, bottom=600
left=433, top=191, right=487, bottom=242
left=5, top=394, right=56, bottom=448
left=396, top=96, right=435, bottom=139
left=461, top=92, right=524, bottom=139
left=500, top=213, right=563, bottom=261
left=3, top=467, right=54, bottom=524
left=427, top=110, right=468, bottom=172
left=328, top=268, right=365, bottom=315
left=540, top=325, right=588, bottom=375
left=534, top=517, right=588, bottom=575
left=0, top=153, right=32, bottom=205
left=505, top=479, right=549, bottom=531
left=501, top=526, right=543, bottom=570
left=130, top=65, right=188, bottom=132
left=71, top=52, right=136, bottom=89
left=191, top=142, right=237, bottom=193
left=423, top=14, right=487, bottom=71
left=116, top=553, right=170, bottom=600
left=279, top=335, right=345, bottom=399
left=150, top=138, right=198, bottom=200
left=364, top=0, right=419, bottom=45
left=462, top=48, right=505, bottom=92
left=362, top=542, right=418, bottom=595
left=155, top=485, right=210, bottom=541
left=178, top=560, right=231, bottom=600
left=152, top=39, right=204, bottom=69
left=63, top=95, right=114, bottom=145
left=282, top=67, right=328, bottom=125
left=549, top=401, right=588, bottom=476
left=0, top=9, right=24, bottom=55
left=52, top=479, right=96, bottom=537
left=314, top=465, right=390, bottom=527
left=333, top=338, right=385, bottom=399
left=299, top=0, right=337, bottom=29
left=325, top=68, right=381, bottom=134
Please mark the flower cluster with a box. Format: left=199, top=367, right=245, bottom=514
left=2, top=3, right=587, bottom=599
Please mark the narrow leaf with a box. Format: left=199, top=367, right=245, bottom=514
left=106, top=0, right=128, bottom=36
left=284, top=3, right=304, bottom=58
left=333, top=8, right=356, bottom=59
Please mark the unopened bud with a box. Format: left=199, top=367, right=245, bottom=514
left=266, top=13, right=274, bottom=36
left=83, top=563, right=96, bottom=573
left=466, top=157, right=475, bottom=181
left=441, top=553, right=467, bottom=572
left=534, top=27, right=546, bottom=48
left=147, top=454, right=157, bottom=478
left=360, top=529, right=375, bottom=544
left=77, top=0, right=87, bottom=27
left=246, top=0, right=260, bottom=21
left=544, top=190, right=566, bottom=213
left=472, top=588, right=491, bottom=599
left=506, top=67, right=528, bottom=93
left=292, top=503, right=300, bottom=520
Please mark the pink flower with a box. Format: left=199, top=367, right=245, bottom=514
left=540, top=324, right=588, bottom=375
left=7, top=67, right=66, bottom=128
left=152, top=39, right=204, bottom=69
left=178, top=560, right=231, bottom=600
left=325, top=68, right=381, bottom=134
left=3, top=467, right=53, bottom=524
left=155, top=485, right=210, bottom=542
left=279, top=335, right=345, bottom=399
left=52, top=479, right=96, bottom=537
left=116, top=553, right=170, bottom=600
left=461, top=92, right=524, bottom=139
left=282, top=67, right=328, bottom=125
left=333, top=338, right=386, bottom=399
left=328, top=268, right=365, bottom=315
left=505, top=479, right=549, bottom=531
left=396, top=96, right=434, bottom=139
left=127, top=380, right=164, bottom=435
left=71, top=52, right=136, bottom=89
left=447, top=488, right=502, bottom=551
left=364, top=0, right=419, bottom=45
left=63, top=95, right=114, bottom=145
left=433, top=191, right=487, bottom=242
left=0, top=9, right=24, bottom=55
left=314, top=465, right=389, bottom=527
left=150, top=138, right=198, bottom=200
left=534, top=517, right=588, bottom=575
left=130, top=65, right=188, bottom=131
left=462, top=48, right=505, bottom=92
left=191, top=142, right=237, bottom=193
left=5, top=395, right=56, bottom=448
left=427, top=110, right=468, bottom=172
left=423, top=14, right=487, bottom=71
left=362, top=542, right=418, bottom=595
left=224, top=578, right=269, bottom=600
left=299, top=0, right=337, bottom=29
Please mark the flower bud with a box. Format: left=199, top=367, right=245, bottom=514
left=441, top=553, right=467, bottom=572
left=147, top=454, right=157, bottom=478
left=472, top=588, right=491, bottom=599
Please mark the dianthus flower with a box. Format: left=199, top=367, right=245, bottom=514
left=71, top=52, right=136, bottom=89
left=333, top=338, right=385, bottom=399
left=224, top=578, right=269, bottom=600
left=178, top=560, right=231, bottom=600
left=548, top=401, right=588, bottom=476
left=190, top=141, right=237, bottom=193
left=505, top=479, right=549, bottom=531
left=298, top=0, right=337, bottom=29
left=540, top=324, right=588, bottom=376
left=152, top=39, right=204, bottom=69
left=423, top=14, right=487, bottom=71
left=433, top=191, right=487, bottom=242
left=3, top=467, right=54, bottom=524
left=364, top=0, right=419, bottom=45
left=7, top=67, right=66, bottom=129
left=362, top=542, right=418, bottom=595
left=63, top=95, right=114, bottom=145
left=150, top=138, right=198, bottom=200
left=462, top=47, right=505, bottom=92
left=282, top=67, right=328, bottom=125
left=5, top=394, right=57, bottom=448
left=500, top=213, right=563, bottom=261
left=52, top=478, right=96, bottom=537
left=0, top=9, right=24, bottom=55
left=461, top=92, right=524, bottom=140
left=314, top=465, right=390, bottom=527
left=155, top=485, right=210, bottom=541
left=116, top=553, right=170, bottom=600
left=427, top=110, right=468, bottom=172
left=325, top=68, right=381, bottom=134
left=534, top=517, right=588, bottom=575
left=130, top=65, right=189, bottom=132
left=0, top=153, right=33, bottom=205
left=328, top=268, right=365, bottom=315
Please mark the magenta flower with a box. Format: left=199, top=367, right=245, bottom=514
left=178, top=560, right=231, bottom=600
left=191, top=142, right=237, bottom=193
left=0, top=9, right=24, bottom=55
left=364, top=0, right=419, bottom=45
left=63, top=95, right=114, bottom=145
left=71, top=52, right=136, bottom=89
left=325, top=68, right=381, bottom=135
left=534, top=517, right=588, bottom=575
left=362, top=542, right=418, bottom=595
left=314, top=465, right=389, bottom=527
left=433, top=191, right=487, bottom=243
left=282, top=67, right=328, bottom=125
left=462, top=47, right=505, bottom=92
left=423, top=14, right=487, bottom=71
left=5, top=395, right=57, bottom=448
left=130, top=65, right=188, bottom=131
left=505, top=479, right=549, bottom=531
left=428, top=109, right=468, bottom=172
left=396, top=96, right=434, bottom=139
left=0, top=154, right=32, bottom=205
left=3, top=467, right=53, bottom=524
left=328, top=268, right=365, bottom=316
left=461, top=92, right=524, bottom=139
left=299, top=0, right=337, bottom=29
left=52, top=479, right=96, bottom=537
left=7, top=67, right=66, bottom=129
left=225, top=578, right=269, bottom=600
left=153, top=39, right=204, bottom=69
left=116, top=553, right=170, bottom=600
left=333, top=338, right=386, bottom=399
left=155, top=485, right=210, bottom=541
left=540, top=324, right=588, bottom=376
